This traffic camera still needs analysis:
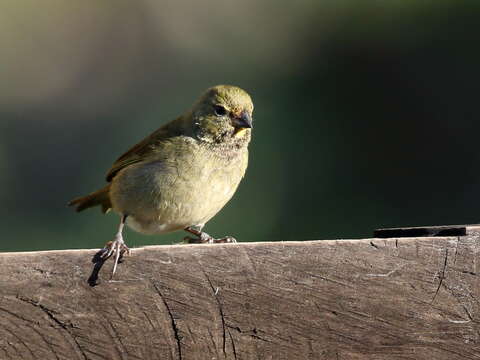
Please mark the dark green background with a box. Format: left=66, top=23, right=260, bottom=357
left=2, top=1, right=480, bottom=251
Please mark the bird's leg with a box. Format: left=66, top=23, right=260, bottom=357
left=184, top=226, right=237, bottom=244
left=100, top=214, right=130, bottom=278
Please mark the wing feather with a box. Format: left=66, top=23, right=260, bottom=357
left=106, top=117, right=184, bottom=181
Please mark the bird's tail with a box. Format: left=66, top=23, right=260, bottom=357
left=68, top=184, right=112, bottom=213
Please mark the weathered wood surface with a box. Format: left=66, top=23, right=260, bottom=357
left=0, top=236, right=479, bottom=360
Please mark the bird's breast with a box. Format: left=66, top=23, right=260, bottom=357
left=110, top=144, right=248, bottom=234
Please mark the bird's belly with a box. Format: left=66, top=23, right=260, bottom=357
left=110, top=157, right=245, bottom=235
left=125, top=217, right=181, bottom=235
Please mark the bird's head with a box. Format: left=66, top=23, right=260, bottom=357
left=191, top=85, right=253, bottom=146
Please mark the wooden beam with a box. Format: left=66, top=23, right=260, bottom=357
left=0, top=236, right=479, bottom=359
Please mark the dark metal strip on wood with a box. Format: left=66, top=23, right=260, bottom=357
left=374, top=224, right=480, bottom=238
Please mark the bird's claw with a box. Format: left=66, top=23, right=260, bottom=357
left=184, top=235, right=237, bottom=244
left=215, top=236, right=237, bottom=243
left=100, top=240, right=130, bottom=259
left=100, top=235, right=130, bottom=278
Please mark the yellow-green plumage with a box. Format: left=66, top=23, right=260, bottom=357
left=69, top=85, right=253, bottom=238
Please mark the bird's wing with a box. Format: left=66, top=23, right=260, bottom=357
left=106, top=118, right=183, bottom=182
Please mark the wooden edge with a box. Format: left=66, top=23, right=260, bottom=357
left=0, top=236, right=462, bottom=257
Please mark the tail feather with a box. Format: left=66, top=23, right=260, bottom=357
left=68, top=185, right=112, bottom=213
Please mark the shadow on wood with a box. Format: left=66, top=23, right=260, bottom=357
left=0, top=235, right=479, bottom=359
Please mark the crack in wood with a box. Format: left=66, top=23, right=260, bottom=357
left=4, top=339, right=21, bottom=360
left=151, top=281, right=183, bottom=360
left=142, top=310, right=156, bottom=330
left=111, top=304, right=145, bottom=360
left=462, top=304, right=474, bottom=322
left=104, top=317, right=130, bottom=360
left=453, top=237, right=460, bottom=265
left=202, top=271, right=230, bottom=359
left=95, top=320, right=126, bottom=360
left=207, top=327, right=221, bottom=359
left=16, top=296, right=87, bottom=360
left=431, top=249, right=449, bottom=304
left=442, top=276, right=478, bottom=324
left=0, top=306, right=39, bottom=325
left=1, top=319, right=38, bottom=360
left=227, top=330, right=238, bottom=360
left=240, top=247, right=257, bottom=273
left=249, top=332, right=271, bottom=343
left=82, top=347, right=112, bottom=359
left=0, top=345, right=11, bottom=360
left=366, top=264, right=406, bottom=277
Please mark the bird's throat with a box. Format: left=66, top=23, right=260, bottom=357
left=233, top=127, right=248, bottom=138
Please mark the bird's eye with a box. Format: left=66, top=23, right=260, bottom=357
left=214, top=105, right=227, bottom=116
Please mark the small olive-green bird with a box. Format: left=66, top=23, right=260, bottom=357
left=69, top=85, right=253, bottom=276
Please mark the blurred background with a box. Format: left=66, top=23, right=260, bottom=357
left=1, top=0, right=480, bottom=251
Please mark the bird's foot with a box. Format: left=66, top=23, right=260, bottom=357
left=184, top=227, right=237, bottom=244
left=100, top=234, right=130, bottom=278
left=101, top=235, right=130, bottom=259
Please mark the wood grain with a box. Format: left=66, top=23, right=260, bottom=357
left=0, top=236, right=479, bottom=359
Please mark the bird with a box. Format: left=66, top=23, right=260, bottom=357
left=68, top=85, right=253, bottom=277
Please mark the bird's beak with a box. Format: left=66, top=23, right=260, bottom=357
left=233, top=111, right=253, bottom=130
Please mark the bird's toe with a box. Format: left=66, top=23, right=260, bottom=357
left=213, top=236, right=237, bottom=244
